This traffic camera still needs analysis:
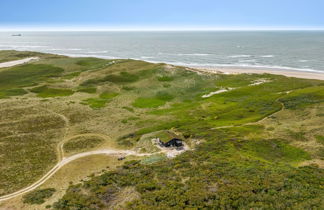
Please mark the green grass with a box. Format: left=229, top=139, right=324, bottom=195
left=244, top=139, right=311, bottom=163
left=81, top=71, right=140, bottom=86
left=279, top=86, right=324, bottom=109
left=133, top=91, right=174, bottom=108
left=23, top=188, right=56, bottom=205
left=133, top=97, right=166, bottom=108
left=63, top=71, right=81, bottom=79
left=82, top=92, right=118, bottom=109
left=0, top=88, right=28, bottom=99
left=0, top=64, right=64, bottom=91
left=75, top=57, right=108, bottom=67
left=104, top=72, right=139, bottom=83
left=30, top=86, right=74, bottom=98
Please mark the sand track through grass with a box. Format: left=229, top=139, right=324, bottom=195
left=0, top=148, right=153, bottom=202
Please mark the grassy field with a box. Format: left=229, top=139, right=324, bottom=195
left=0, top=50, right=323, bottom=209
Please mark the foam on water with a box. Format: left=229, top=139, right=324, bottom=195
left=0, top=31, right=323, bottom=73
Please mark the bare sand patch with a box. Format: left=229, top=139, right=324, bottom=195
left=0, top=57, right=39, bottom=68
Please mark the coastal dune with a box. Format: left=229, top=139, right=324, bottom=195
left=191, top=66, right=324, bottom=81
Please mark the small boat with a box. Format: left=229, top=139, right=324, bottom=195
left=11, top=34, right=22, bottom=37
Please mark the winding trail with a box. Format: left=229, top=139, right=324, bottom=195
left=0, top=57, right=39, bottom=68
left=0, top=149, right=151, bottom=202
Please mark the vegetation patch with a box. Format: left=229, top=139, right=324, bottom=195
left=23, top=188, right=56, bottom=205
left=63, top=136, right=104, bottom=153
left=82, top=92, right=118, bottom=109
left=104, top=72, right=139, bottom=83
left=315, top=135, right=324, bottom=145
left=0, top=88, right=28, bottom=98
left=133, top=91, right=174, bottom=108
left=122, top=86, right=135, bottom=91
left=63, top=71, right=81, bottom=79
left=245, top=139, right=311, bottom=163
left=140, top=154, right=167, bottom=164
left=31, top=86, right=74, bottom=98
left=157, top=75, right=174, bottom=82
left=76, top=57, right=108, bottom=67
left=0, top=50, right=42, bottom=63
left=133, top=97, right=166, bottom=108
left=279, top=86, right=324, bottom=109
left=0, top=64, right=64, bottom=91
left=77, top=86, right=97, bottom=94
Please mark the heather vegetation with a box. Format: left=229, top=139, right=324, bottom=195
left=23, top=188, right=56, bottom=205
left=0, top=51, right=323, bottom=209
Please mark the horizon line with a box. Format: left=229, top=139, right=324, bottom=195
left=1, top=26, right=324, bottom=32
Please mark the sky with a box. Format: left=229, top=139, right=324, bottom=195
left=0, top=0, right=323, bottom=30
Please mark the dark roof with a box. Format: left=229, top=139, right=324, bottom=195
left=163, top=138, right=183, bottom=147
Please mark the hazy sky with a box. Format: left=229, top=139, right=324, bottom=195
left=1, top=0, right=323, bottom=30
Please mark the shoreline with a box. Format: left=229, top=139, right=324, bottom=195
left=187, top=66, right=324, bottom=80
left=0, top=50, right=323, bottom=81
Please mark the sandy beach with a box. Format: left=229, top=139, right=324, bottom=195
left=191, top=66, right=324, bottom=81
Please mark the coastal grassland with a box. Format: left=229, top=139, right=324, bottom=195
left=23, top=188, right=56, bottom=205
left=0, top=64, right=64, bottom=98
left=51, top=70, right=324, bottom=209
left=30, top=85, right=74, bottom=98
left=63, top=136, right=104, bottom=154
left=36, top=57, right=114, bottom=74
left=0, top=105, right=66, bottom=196
left=0, top=50, right=47, bottom=63
left=0, top=155, right=138, bottom=210
left=81, top=92, right=119, bottom=109
left=1, top=51, right=324, bottom=209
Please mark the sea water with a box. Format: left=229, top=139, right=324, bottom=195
left=0, top=31, right=323, bottom=73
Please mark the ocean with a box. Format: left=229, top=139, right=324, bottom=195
left=0, top=31, right=324, bottom=73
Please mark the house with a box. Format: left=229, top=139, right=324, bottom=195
left=162, top=138, right=184, bottom=148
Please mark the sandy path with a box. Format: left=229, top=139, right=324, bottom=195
left=0, top=57, right=39, bottom=68
left=190, top=67, right=324, bottom=80
left=0, top=149, right=151, bottom=202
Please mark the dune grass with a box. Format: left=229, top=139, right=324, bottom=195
left=64, top=136, right=104, bottom=154
left=31, top=86, right=74, bottom=98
